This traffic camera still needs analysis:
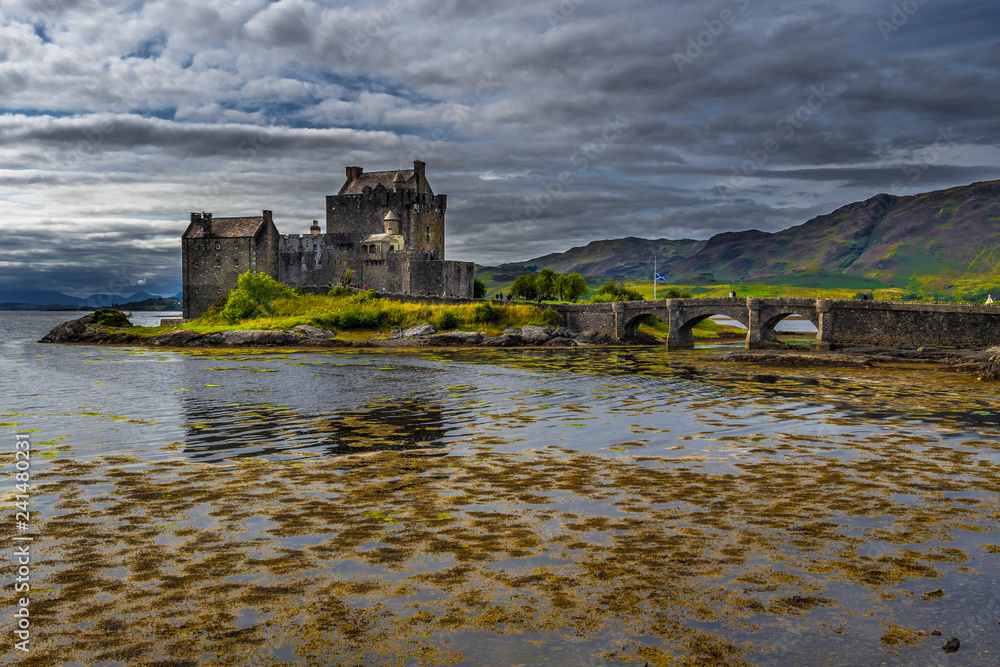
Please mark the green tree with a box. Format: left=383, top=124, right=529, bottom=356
left=340, top=268, right=355, bottom=287
left=564, top=272, right=589, bottom=302
left=510, top=274, right=538, bottom=300
left=536, top=268, right=557, bottom=299
left=220, top=271, right=293, bottom=323
left=473, top=278, right=487, bottom=299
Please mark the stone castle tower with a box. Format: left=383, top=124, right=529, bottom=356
left=182, top=162, right=474, bottom=318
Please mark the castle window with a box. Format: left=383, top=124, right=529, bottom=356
left=233, top=258, right=239, bottom=266
left=217, top=287, right=221, bottom=293
left=215, top=260, right=222, bottom=268
left=426, top=226, right=430, bottom=243
left=194, top=260, right=200, bottom=268
left=216, top=242, right=221, bottom=249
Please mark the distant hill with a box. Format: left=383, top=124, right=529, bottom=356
left=117, top=296, right=181, bottom=311
left=502, top=237, right=706, bottom=278
left=0, top=289, right=167, bottom=308
left=491, top=179, right=1000, bottom=298
left=661, top=180, right=1000, bottom=295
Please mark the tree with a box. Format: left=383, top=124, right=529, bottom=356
left=473, top=278, right=487, bottom=299
left=220, top=271, right=294, bottom=323
left=340, top=268, right=355, bottom=287
left=536, top=268, right=557, bottom=299
left=591, top=281, right=644, bottom=302
left=510, top=274, right=538, bottom=300
left=553, top=273, right=568, bottom=301
left=564, top=273, right=589, bottom=302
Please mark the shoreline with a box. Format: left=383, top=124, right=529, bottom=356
left=38, top=312, right=1000, bottom=380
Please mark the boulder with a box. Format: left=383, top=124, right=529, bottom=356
left=426, top=331, right=484, bottom=346
left=288, top=325, right=337, bottom=339
left=543, top=337, right=576, bottom=347
left=520, top=325, right=554, bottom=343
left=402, top=324, right=437, bottom=337
left=483, top=334, right=524, bottom=347
left=551, top=327, right=576, bottom=339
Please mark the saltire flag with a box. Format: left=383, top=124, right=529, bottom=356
left=655, top=273, right=668, bottom=281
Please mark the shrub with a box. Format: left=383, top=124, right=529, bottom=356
left=473, top=278, right=487, bottom=299
left=92, top=309, right=131, bottom=328
left=202, top=293, right=229, bottom=319
left=472, top=302, right=503, bottom=324
left=338, top=309, right=382, bottom=329
left=528, top=308, right=562, bottom=327
left=593, top=281, right=644, bottom=302
left=350, top=290, right=377, bottom=305
left=221, top=271, right=294, bottom=323
left=437, top=309, right=459, bottom=330
left=327, top=286, right=352, bottom=298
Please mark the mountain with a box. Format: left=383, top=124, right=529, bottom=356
left=503, top=237, right=706, bottom=278
left=0, top=290, right=85, bottom=306
left=660, top=180, right=1000, bottom=294
left=0, top=289, right=170, bottom=308
left=498, top=179, right=1000, bottom=297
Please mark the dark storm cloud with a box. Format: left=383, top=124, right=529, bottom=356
left=0, top=0, right=998, bottom=293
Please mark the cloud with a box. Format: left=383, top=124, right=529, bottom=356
left=0, top=0, right=998, bottom=294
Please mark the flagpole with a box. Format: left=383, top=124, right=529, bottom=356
left=653, top=253, right=656, bottom=300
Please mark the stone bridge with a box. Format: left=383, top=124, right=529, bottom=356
left=551, top=297, right=1000, bottom=350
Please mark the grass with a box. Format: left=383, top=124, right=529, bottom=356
left=125, top=292, right=553, bottom=338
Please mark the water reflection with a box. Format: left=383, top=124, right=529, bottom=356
left=2, top=314, right=999, bottom=666
left=179, top=398, right=452, bottom=459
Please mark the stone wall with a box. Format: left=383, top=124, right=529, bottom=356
left=278, top=234, right=334, bottom=287
left=404, top=259, right=475, bottom=297
left=554, top=297, right=1000, bottom=350
left=819, top=300, right=1000, bottom=349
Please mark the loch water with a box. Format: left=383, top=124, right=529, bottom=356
left=2, top=311, right=999, bottom=666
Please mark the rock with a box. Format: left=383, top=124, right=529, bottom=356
left=288, top=325, right=337, bottom=339
left=38, top=315, right=138, bottom=345
left=930, top=630, right=942, bottom=636
left=520, top=325, right=554, bottom=343
left=503, top=327, right=518, bottom=334
left=426, top=331, right=484, bottom=346
left=148, top=329, right=204, bottom=347
left=575, top=330, right=607, bottom=344
left=551, top=327, right=576, bottom=339
left=218, top=330, right=301, bottom=347
left=402, top=324, right=437, bottom=337
left=942, top=637, right=960, bottom=653
left=483, top=334, right=524, bottom=347
left=39, top=318, right=90, bottom=343
left=924, top=588, right=945, bottom=598
left=543, top=337, right=576, bottom=347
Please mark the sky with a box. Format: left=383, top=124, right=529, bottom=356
left=1, top=0, right=999, bottom=297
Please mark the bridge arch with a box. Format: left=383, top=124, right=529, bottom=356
left=663, top=298, right=750, bottom=349
left=748, top=299, right=821, bottom=349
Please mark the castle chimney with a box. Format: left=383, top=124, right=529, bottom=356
left=310, top=220, right=321, bottom=235
left=413, top=160, right=425, bottom=191
left=346, top=166, right=363, bottom=181
left=262, top=210, right=273, bottom=225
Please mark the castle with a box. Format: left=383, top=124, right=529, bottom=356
left=182, top=161, right=475, bottom=318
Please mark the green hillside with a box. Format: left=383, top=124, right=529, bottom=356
left=479, top=180, right=1000, bottom=302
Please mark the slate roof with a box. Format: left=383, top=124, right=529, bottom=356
left=184, top=217, right=265, bottom=238
left=339, top=170, right=432, bottom=196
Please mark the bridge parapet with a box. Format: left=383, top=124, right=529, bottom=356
left=552, top=296, right=1000, bottom=350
